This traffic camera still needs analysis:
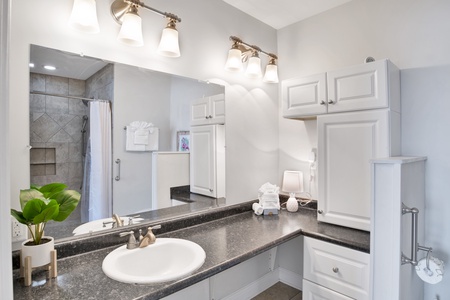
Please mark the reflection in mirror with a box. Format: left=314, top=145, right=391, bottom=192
left=28, top=45, right=226, bottom=241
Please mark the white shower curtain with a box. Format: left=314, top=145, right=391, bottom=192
left=85, top=101, right=112, bottom=221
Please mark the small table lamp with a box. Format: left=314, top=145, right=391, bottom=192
left=282, top=171, right=304, bottom=212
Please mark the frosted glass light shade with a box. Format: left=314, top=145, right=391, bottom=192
left=224, top=48, right=243, bottom=72
left=282, top=171, right=304, bottom=193
left=245, top=56, right=262, bottom=78
left=69, top=0, right=100, bottom=34
left=157, top=28, right=181, bottom=57
left=263, top=64, right=279, bottom=83
left=117, top=12, right=144, bottom=47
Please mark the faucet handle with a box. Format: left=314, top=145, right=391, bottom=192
left=119, top=231, right=138, bottom=249
left=139, top=225, right=162, bottom=248
left=128, top=214, right=141, bottom=225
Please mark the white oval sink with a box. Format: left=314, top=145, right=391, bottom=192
left=102, top=238, right=206, bottom=284
left=72, top=217, right=144, bottom=235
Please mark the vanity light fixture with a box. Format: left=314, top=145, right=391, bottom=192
left=69, top=0, right=182, bottom=57
left=225, top=36, right=279, bottom=83
left=111, top=0, right=181, bottom=56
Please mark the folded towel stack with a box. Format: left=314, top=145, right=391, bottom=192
left=126, top=121, right=159, bottom=151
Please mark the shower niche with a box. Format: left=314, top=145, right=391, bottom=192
left=30, top=147, right=56, bottom=176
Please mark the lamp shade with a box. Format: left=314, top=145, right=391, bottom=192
left=157, top=27, right=181, bottom=57
left=245, top=55, right=262, bottom=78
left=282, top=171, right=304, bottom=194
left=69, top=0, right=100, bottom=34
left=263, top=63, right=279, bottom=83
left=117, top=11, right=144, bottom=47
left=224, top=48, right=243, bottom=72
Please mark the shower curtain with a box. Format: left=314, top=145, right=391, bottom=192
left=81, top=101, right=112, bottom=222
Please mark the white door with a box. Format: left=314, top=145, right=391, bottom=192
left=282, top=73, right=327, bottom=118
left=190, top=125, right=216, bottom=197
left=190, top=97, right=210, bottom=126
left=327, top=59, right=388, bottom=113
left=209, top=93, right=225, bottom=124
left=317, top=110, right=391, bottom=231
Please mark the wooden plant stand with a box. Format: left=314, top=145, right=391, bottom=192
left=20, top=249, right=57, bottom=286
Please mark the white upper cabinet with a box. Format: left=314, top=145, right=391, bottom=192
left=282, top=73, right=327, bottom=118
left=190, top=93, right=225, bottom=126
left=282, top=59, right=400, bottom=118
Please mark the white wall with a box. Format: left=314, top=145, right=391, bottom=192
left=277, top=0, right=450, bottom=298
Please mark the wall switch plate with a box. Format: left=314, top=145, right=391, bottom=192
left=11, top=217, right=27, bottom=242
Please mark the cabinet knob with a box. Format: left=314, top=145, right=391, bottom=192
left=332, top=267, right=339, bottom=273
left=209, top=189, right=213, bottom=192
left=317, top=209, right=323, bottom=214
left=320, top=100, right=326, bottom=105
left=205, top=116, right=209, bottom=119
left=209, top=115, right=213, bottom=118
left=328, top=99, right=335, bottom=105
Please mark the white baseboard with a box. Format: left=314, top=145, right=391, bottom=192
left=222, top=267, right=302, bottom=300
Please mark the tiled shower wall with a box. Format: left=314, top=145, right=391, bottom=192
left=29, top=73, right=87, bottom=192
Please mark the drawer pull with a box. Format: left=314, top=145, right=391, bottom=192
left=317, top=209, right=323, bottom=214
left=320, top=100, right=326, bottom=105
left=332, top=267, right=339, bottom=273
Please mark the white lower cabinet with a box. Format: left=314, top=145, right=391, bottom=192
left=303, top=237, right=370, bottom=300
left=302, top=279, right=353, bottom=300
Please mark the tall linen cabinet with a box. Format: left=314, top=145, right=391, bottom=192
left=283, top=59, right=401, bottom=231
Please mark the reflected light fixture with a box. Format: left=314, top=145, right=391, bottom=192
left=69, top=0, right=182, bottom=57
left=225, top=36, right=279, bottom=83
left=281, top=171, right=304, bottom=212
left=69, top=0, right=100, bottom=33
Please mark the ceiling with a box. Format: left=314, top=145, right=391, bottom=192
left=222, top=0, right=353, bottom=29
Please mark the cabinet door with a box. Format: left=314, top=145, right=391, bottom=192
left=209, top=94, right=225, bottom=125
left=302, top=280, right=353, bottom=300
left=282, top=73, right=327, bottom=118
left=327, top=59, right=388, bottom=113
left=190, top=125, right=217, bottom=197
left=190, top=97, right=210, bottom=126
left=317, top=110, right=391, bottom=231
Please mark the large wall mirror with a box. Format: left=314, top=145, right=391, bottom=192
left=29, top=45, right=226, bottom=241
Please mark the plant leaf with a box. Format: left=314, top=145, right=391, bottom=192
left=20, top=189, right=46, bottom=209
left=53, top=190, right=81, bottom=222
left=38, top=182, right=67, bottom=199
left=33, top=200, right=59, bottom=224
left=10, top=209, right=29, bottom=225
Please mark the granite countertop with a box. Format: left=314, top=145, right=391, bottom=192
left=13, top=207, right=370, bottom=300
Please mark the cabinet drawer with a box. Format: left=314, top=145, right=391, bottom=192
left=303, top=237, right=370, bottom=300
left=302, top=279, right=353, bottom=300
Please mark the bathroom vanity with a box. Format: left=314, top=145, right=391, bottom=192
left=12, top=202, right=369, bottom=300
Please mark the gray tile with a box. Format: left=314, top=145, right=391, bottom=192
left=46, top=96, right=69, bottom=114
left=48, top=129, right=74, bottom=143
left=30, top=130, right=45, bottom=143
left=68, top=162, right=83, bottom=181
left=30, top=148, right=46, bottom=164
left=31, top=165, right=46, bottom=176
left=31, top=114, right=60, bottom=142
left=291, top=292, right=302, bottom=300
left=68, top=142, right=82, bottom=162
left=30, top=73, right=45, bottom=92
left=30, top=94, right=46, bottom=113
left=64, top=116, right=83, bottom=142
left=46, top=75, right=69, bottom=95
left=69, top=99, right=88, bottom=116
left=69, top=78, right=85, bottom=97
left=49, top=113, right=74, bottom=128
left=46, top=142, right=69, bottom=163
left=30, top=112, right=44, bottom=122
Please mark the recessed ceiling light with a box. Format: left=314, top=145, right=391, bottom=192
left=29, top=63, right=35, bottom=68
left=44, top=65, right=56, bottom=71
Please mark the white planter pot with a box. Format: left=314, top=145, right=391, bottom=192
left=21, top=236, right=55, bottom=268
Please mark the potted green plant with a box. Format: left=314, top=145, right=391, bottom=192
left=11, top=182, right=81, bottom=267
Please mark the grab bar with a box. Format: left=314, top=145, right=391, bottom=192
left=115, top=158, right=121, bottom=181
left=401, top=203, right=432, bottom=266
